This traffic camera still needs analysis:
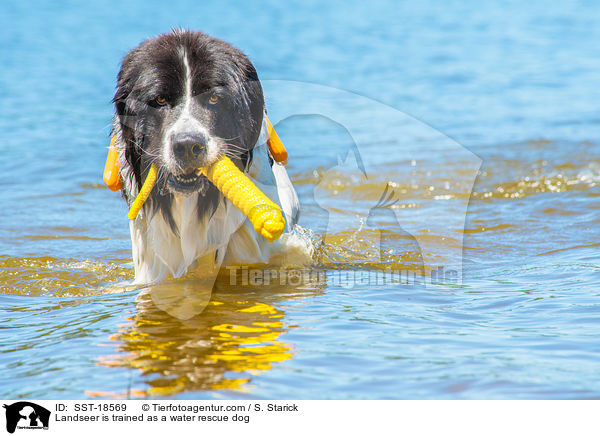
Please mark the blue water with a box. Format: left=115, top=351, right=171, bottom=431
left=1, top=0, right=600, bottom=399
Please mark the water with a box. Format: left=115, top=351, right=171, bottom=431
left=1, top=0, right=600, bottom=399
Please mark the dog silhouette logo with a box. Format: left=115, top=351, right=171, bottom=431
left=3, top=402, right=50, bottom=433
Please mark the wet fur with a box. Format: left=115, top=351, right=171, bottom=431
left=111, top=30, right=299, bottom=284
left=113, top=29, right=264, bottom=235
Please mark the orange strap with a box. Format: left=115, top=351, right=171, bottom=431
left=103, top=136, right=123, bottom=191
left=265, top=116, right=288, bottom=165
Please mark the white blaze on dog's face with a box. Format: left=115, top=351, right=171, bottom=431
left=113, top=30, right=264, bottom=212
left=160, top=48, right=219, bottom=190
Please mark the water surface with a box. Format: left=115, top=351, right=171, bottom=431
left=1, top=0, right=599, bottom=399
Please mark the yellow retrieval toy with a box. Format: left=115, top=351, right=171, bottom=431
left=127, top=156, right=285, bottom=242
left=198, top=156, right=285, bottom=242
left=118, top=116, right=288, bottom=241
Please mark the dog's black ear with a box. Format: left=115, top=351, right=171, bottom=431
left=113, top=83, right=135, bottom=144
left=113, top=81, right=143, bottom=191
left=239, top=63, right=264, bottom=148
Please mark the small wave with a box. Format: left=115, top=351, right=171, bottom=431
left=293, top=140, right=600, bottom=204
left=473, top=140, right=600, bottom=200
left=0, top=256, right=133, bottom=297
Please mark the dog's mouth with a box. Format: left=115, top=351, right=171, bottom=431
left=166, top=169, right=209, bottom=195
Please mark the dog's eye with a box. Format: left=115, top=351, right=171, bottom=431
left=208, top=94, right=219, bottom=105
left=155, top=96, right=167, bottom=106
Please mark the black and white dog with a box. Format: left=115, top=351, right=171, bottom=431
left=111, top=30, right=299, bottom=284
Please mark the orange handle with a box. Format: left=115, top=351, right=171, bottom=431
left=103, top=136, right=123, bottom=192
left=265, top=116, right=288, bottom=165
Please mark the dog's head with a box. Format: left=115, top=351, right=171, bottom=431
left=113, top=30, right=264, bottom=201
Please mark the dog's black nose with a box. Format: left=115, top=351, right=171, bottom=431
left=171, top=132, right=208, bottom=162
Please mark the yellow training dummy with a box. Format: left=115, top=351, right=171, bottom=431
left=197, top=156, right=285, bottom=242
left=110, top=117, right=288, bottom=241
left=127, top=156, right=285, bottom=242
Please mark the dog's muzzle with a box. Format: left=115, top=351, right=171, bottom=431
left=166, top=131, right=211, bottom=194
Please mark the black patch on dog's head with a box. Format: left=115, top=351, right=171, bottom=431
left=113, top=29, right=264, bottom=233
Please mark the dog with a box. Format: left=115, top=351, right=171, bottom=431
left=111, top=29, right=299, bottom=284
